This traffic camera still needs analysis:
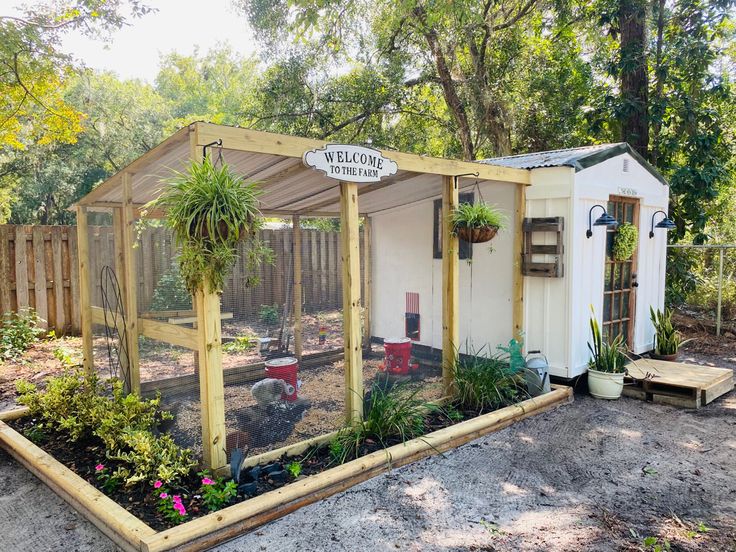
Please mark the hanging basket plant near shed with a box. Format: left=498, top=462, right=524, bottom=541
left=450, top=184, right=507, bottom=244
left=612, top=222, right=638, bottom=261
left=147, top=154, right=271, bottom=295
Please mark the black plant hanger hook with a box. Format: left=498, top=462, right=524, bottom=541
left=202, top=139, right=224, bottom=166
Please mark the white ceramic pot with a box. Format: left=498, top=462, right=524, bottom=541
left=587, top=368, right=624, bottom=400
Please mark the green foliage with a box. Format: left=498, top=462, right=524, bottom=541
left=0, top=308, right=44, bottom=360
left=649, top=307, right=690, bottom=356
left=286, top=461, right=303, bottom=478
left=223, top=334, right=258, bottom=353
left=452, top=344, right=525, bottom=414
left=148, top=157, right=268, bottom=294
left=588, top=308, right=627, bottom=374
left=612, top=223, right=638, bottom=261
left=329, top=385, right=434, bottom=465
left=149, top=262, right=192, bottom=312
left=52, top=344, right=81, bottom=368
left=198, top=472, right=238, bottom=512
left=451, top=202, right=507, bottom=231
left=16, top=371, right=194, bottom=487
left=258, top=304, right=280, bottom=326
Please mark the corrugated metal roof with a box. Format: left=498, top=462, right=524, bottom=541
left=478, top=143, right=624, bottom=170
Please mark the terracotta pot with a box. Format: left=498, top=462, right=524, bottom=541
left=649, top=352, right=678, bottom=362
left=456, top=225, right=499, bottom=244
left=192, top=220, right=243, bottom=241
left=587, top=368, right=625, bottom=400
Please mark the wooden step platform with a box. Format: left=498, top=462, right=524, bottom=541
left=623, top=358, right=734, bottom=409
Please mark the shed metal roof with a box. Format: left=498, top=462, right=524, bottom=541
left=478, top=142, right=667, bottom=185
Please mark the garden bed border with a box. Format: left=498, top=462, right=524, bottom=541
left=0, top=385, right=572, bottom=552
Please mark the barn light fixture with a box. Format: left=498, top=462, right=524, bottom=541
left=649, top=210, right=676, bottom=238
left=586, top=204, right=618, bottom=238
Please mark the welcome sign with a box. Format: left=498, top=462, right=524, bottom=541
left=303, top=144, right=399, bottom=183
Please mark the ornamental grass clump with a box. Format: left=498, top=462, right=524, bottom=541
left=650, top=306, right=690, bottom=356
left=148, top=157, right=271, bottom=294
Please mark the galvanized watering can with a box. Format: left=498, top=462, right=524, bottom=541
left=525, top=350, right=551, bottom=396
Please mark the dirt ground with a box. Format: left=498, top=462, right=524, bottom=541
left=0, top=328, right=734, bottom=551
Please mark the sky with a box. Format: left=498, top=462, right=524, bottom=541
left=8, top=0, right=259, bottom=83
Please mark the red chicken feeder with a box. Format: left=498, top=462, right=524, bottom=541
left=264, top=357, right=299, bottom=401
left=382, top=338, right=414, bottom=376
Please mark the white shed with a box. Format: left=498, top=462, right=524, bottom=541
left=370, top=143, right=670, bottom=380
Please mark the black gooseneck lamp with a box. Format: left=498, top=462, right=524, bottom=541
left=649, top=210, right=676, bottom=238
left=586, top=204, right=619, bottom=238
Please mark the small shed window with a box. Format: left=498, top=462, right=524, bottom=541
left=433, top=192, right=473, bottom=260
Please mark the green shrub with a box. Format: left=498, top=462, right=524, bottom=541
left=0, top=308, right=45, bottom=360
left=258, top=304, right=280, bottom=326
left=198, top=471, right=238, bottom=512
left=223, top=334, right=258, bottom=353
left=452, top=345, right=524, bottom=414
left=329, top=385, right=433, bottom=465
left=612, top=223, right=638, bottom=261
left=16, top=371, right=194, bottom=487
left=150, top=263, right=192, bottom=312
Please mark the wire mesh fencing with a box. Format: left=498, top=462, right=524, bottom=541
left=667, top=244, right=736, bottom=336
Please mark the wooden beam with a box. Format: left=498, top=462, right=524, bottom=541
left=292, top=215, right=303, bottom=360
left=120, top=174, right=141, bottom=394
left=362, top=216, right=372, bottom=350
left=340, top=181, right=363, bottom=422
left=138, top=318, right=198, bottom=350
left=441, top=175, right=459, bottom=396
left=513, top=183, right=526, bottom=343
left=195, top=285, right=227, bottom=471
left=195, top=122, right=530, bottom=184
left=75, top=206, right=93, bottom=373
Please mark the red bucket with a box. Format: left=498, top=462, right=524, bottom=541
left=264, top=357, right=299, bottom=401
left=383, top=338, right=413, bottom=375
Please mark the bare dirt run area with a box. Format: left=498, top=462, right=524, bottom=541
left=0, top=329, right=734, bottom=551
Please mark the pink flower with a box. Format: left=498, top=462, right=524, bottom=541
left=174, top=503, right=187, bottom=516
left=172, top=495, right=182, bottom=504
left=153, top=480, right=163, bottom=489
left=201, top=477, right=214, bottom=485
left=159, top=492, right=168, bottom=499
left=95, top=464, right=104, bottom=471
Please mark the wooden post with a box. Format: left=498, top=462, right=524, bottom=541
left=441, top=175, right=459, bottom=396
left=195, top=285, right=227, bottom=471
left=292, top=215, right=303, bottom=360
left=191, top=125, right=227, bottom=471
left=76, top=206, right=94, bottom=373
left=513, top=183, right=526, bottom=343
left=340, top=181, right=363, bottom=423
left=120, top=175, right=141, bottom=395
left=362, top=216, right=372, bottom=351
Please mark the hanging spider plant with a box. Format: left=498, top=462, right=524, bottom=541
left=148, top=156, right=272, bottom=294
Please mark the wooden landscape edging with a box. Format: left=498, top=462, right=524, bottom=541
left=0, top=386, right=572, bottom=552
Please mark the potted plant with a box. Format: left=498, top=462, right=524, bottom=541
left=612, top=222, right=638, bottom=261
left=148, top=156, right=271, bottom=295
left=587, top=309, right=628, bottom=399
left=649, top=307, right=690, bottom=361
left=450, top=202, right=506, bottom=244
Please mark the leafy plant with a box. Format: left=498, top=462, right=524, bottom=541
left=649, top=307, right=691, bottom=356
left=198, top=472, right=238, bottom=512
left=147, top=157, right=269, bottom=294
left=588, top=308, right=628, bottom=374
left=450, top=201, right=506, bottom=231
left=16, top=371, right=194, bottom=487
left=452, top=344, right=525, bottom=414
left=53, top=344, right=80, bottom=368
left=149, top=262, right=193, bottom=312
left=612, top=223, right=638, bottom=261
left=156, top=486, right=188, bottom=524
left=329, top=385, right=434, bottom=465
left=286, top=461, right=302, bottom=478
left=258, top=304, right=280, bottom=326
left=0, top=308, right=45, bottom=361
left=94, top=463, right=122, bottom=493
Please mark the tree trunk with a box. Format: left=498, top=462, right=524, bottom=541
left=650, top=0, right=666, bottom=167
left=619, top=0, right=649, bottom=158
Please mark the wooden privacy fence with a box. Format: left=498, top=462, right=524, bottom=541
left=0, top=224, right=349, bottom=334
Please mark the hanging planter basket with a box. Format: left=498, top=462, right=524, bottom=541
left=455, top=224, right=499, bottom=244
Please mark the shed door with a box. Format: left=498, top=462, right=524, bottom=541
left=603, top=195, right=639, bottom=346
